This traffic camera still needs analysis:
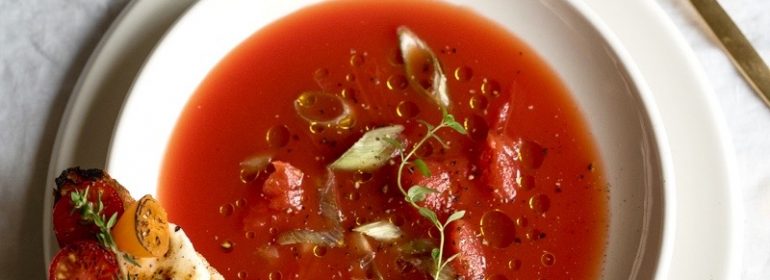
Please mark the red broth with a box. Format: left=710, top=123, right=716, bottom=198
left=159, top=1, right=607, bottom=279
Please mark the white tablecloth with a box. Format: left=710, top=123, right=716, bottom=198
left=1, top=0, right=767, bottom=278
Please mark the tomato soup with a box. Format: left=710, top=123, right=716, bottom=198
left=160, top=1, right=608, bottom=279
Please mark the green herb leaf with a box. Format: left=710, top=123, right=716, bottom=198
left=444, top=210, right=465, bottom=226
left=106, top=212, right=118, bottom=229
left=413, top=159, right=431, bottom=177
left=407, top=186, right=438, bottom=203
left=431, top=248, right=440, bottom=263
left=446, top=122, right=466, bottom=135
left=441, top=112, right=455, bottom=123
left=442, top=114, right=467, bottom=135
left=329, top=125, right=404, bottom=171
left=418, top=207, right=439, bottom=224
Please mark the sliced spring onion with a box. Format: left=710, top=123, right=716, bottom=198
left=360, top=252, right=384, bottom=280
left=293, top=91, right=354, bottom=126
left=329, top=125, right=404, bottom=171
left=277, top=229, right=344, bottom=247
left=398, top=26, right=450, bottom=110
left=319, top=169, right=343, bottom=228
left=353, top=220, right=403, bottom=242
left=239, top=154, right=272, bottom=183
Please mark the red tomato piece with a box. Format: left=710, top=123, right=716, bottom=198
left=447, top=220, right=487, bottom=280
left=52, top=182, right=125, bottom=247
left=478, top=133, right=522, bottom=201
left=403, top=159, right=467, bottom=216
left=48, top=240, right=119, bottom=280
left=262, top=161, right=305, bottom=212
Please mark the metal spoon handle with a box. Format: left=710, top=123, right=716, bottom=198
left=691, top=0, right=770, bottom=107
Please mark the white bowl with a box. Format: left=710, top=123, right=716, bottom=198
left=106, top=0, right=674, bottom=278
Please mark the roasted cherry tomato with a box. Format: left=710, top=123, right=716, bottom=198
left=48, top=240, right=119, bottom=280
left=52, top=182, right=124, bottom=247
left=112, top=195, right=170, bottom=258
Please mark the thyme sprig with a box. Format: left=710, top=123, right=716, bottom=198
left=70, top=187, right=119, bottom=250
left=70, top=188, right=140, bottom=267
left=392, top=111, right=467, bottom=280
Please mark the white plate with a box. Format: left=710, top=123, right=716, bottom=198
left=43, top=0, right=741, bottom=278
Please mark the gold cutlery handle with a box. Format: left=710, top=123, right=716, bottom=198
left=691, top=0, right=770, bottom=107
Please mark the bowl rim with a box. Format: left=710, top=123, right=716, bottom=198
left=531, top=0, right=676, bottom=278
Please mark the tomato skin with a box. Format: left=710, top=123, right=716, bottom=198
left=48, top=241, right=119, bottom=280
left=52, top=181, right=125, bottom=247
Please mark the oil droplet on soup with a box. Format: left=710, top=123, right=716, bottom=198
left=266, top=125, right=290, bottom=148
left=481, top=78, right=502, bottom=96
left=529, top=194, right=551, bottom=215
left=480, top=210, right=516, bottom=248
left=541, top=252, right=556, bottom=267
left=454, top=66, right=473, bottom=81
left=244, top=231, right=256, bottom=239
left=268, top=271, right=282, bottom=280
left=387, top=74, right=409, bottom=91
left=518, top=175, right=535, bottom=190
left=464, top=114, right=489, bottom=141
left=469, top=95, right=488, bottom=110
left=219, top=204, right=234, bottom=217
left=313, top=245, right=327, bottom=257
left=396, top=100, right=420, bottom=118
left=350, top=53, right=365, bottom=67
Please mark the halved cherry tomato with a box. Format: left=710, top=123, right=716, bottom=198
left=112, top=195, right=169, bottom=258
left=52, top=183, right=124, bottom=247
left=48, top=240, right=119, bottom=280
